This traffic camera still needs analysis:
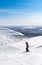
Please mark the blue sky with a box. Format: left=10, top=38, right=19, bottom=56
left=0, top=0, right=42, bottom=26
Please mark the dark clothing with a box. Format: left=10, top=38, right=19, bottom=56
left=26, top=48, right=29, bottom=52
left=26, top=42, right=29, bottom=52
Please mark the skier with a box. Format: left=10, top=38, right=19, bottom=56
left=26, top=41, right=29, bottom=52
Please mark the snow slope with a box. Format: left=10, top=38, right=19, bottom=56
left=0, top=27, right=42, bottom=65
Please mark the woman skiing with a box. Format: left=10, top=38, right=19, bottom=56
left=26, top=41, right=29, bottom=52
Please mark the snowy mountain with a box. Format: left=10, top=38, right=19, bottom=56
left=0, top=26, right=42, bottom=65
left=3, top=26, right=42, bottom=37
left=0, top=27, right=24, bottom=35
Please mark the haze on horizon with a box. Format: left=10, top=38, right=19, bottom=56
left=0, top=0, right=42, bottom=26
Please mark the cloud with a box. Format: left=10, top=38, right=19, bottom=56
left=0, top=9, right=27, bottom=14
left=0, top=9, right=42, bottom=26
left=0, top=9, right=42, bottom=15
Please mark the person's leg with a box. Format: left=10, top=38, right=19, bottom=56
left=26, top=48, right=29, bottom=52
left=26, top=48, right=28, bottom=52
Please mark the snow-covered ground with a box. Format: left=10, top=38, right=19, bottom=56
left=0, top=27, right=42, bottom=65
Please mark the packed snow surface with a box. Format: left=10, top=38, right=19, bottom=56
left=0, top=27, right=42, bottom=65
